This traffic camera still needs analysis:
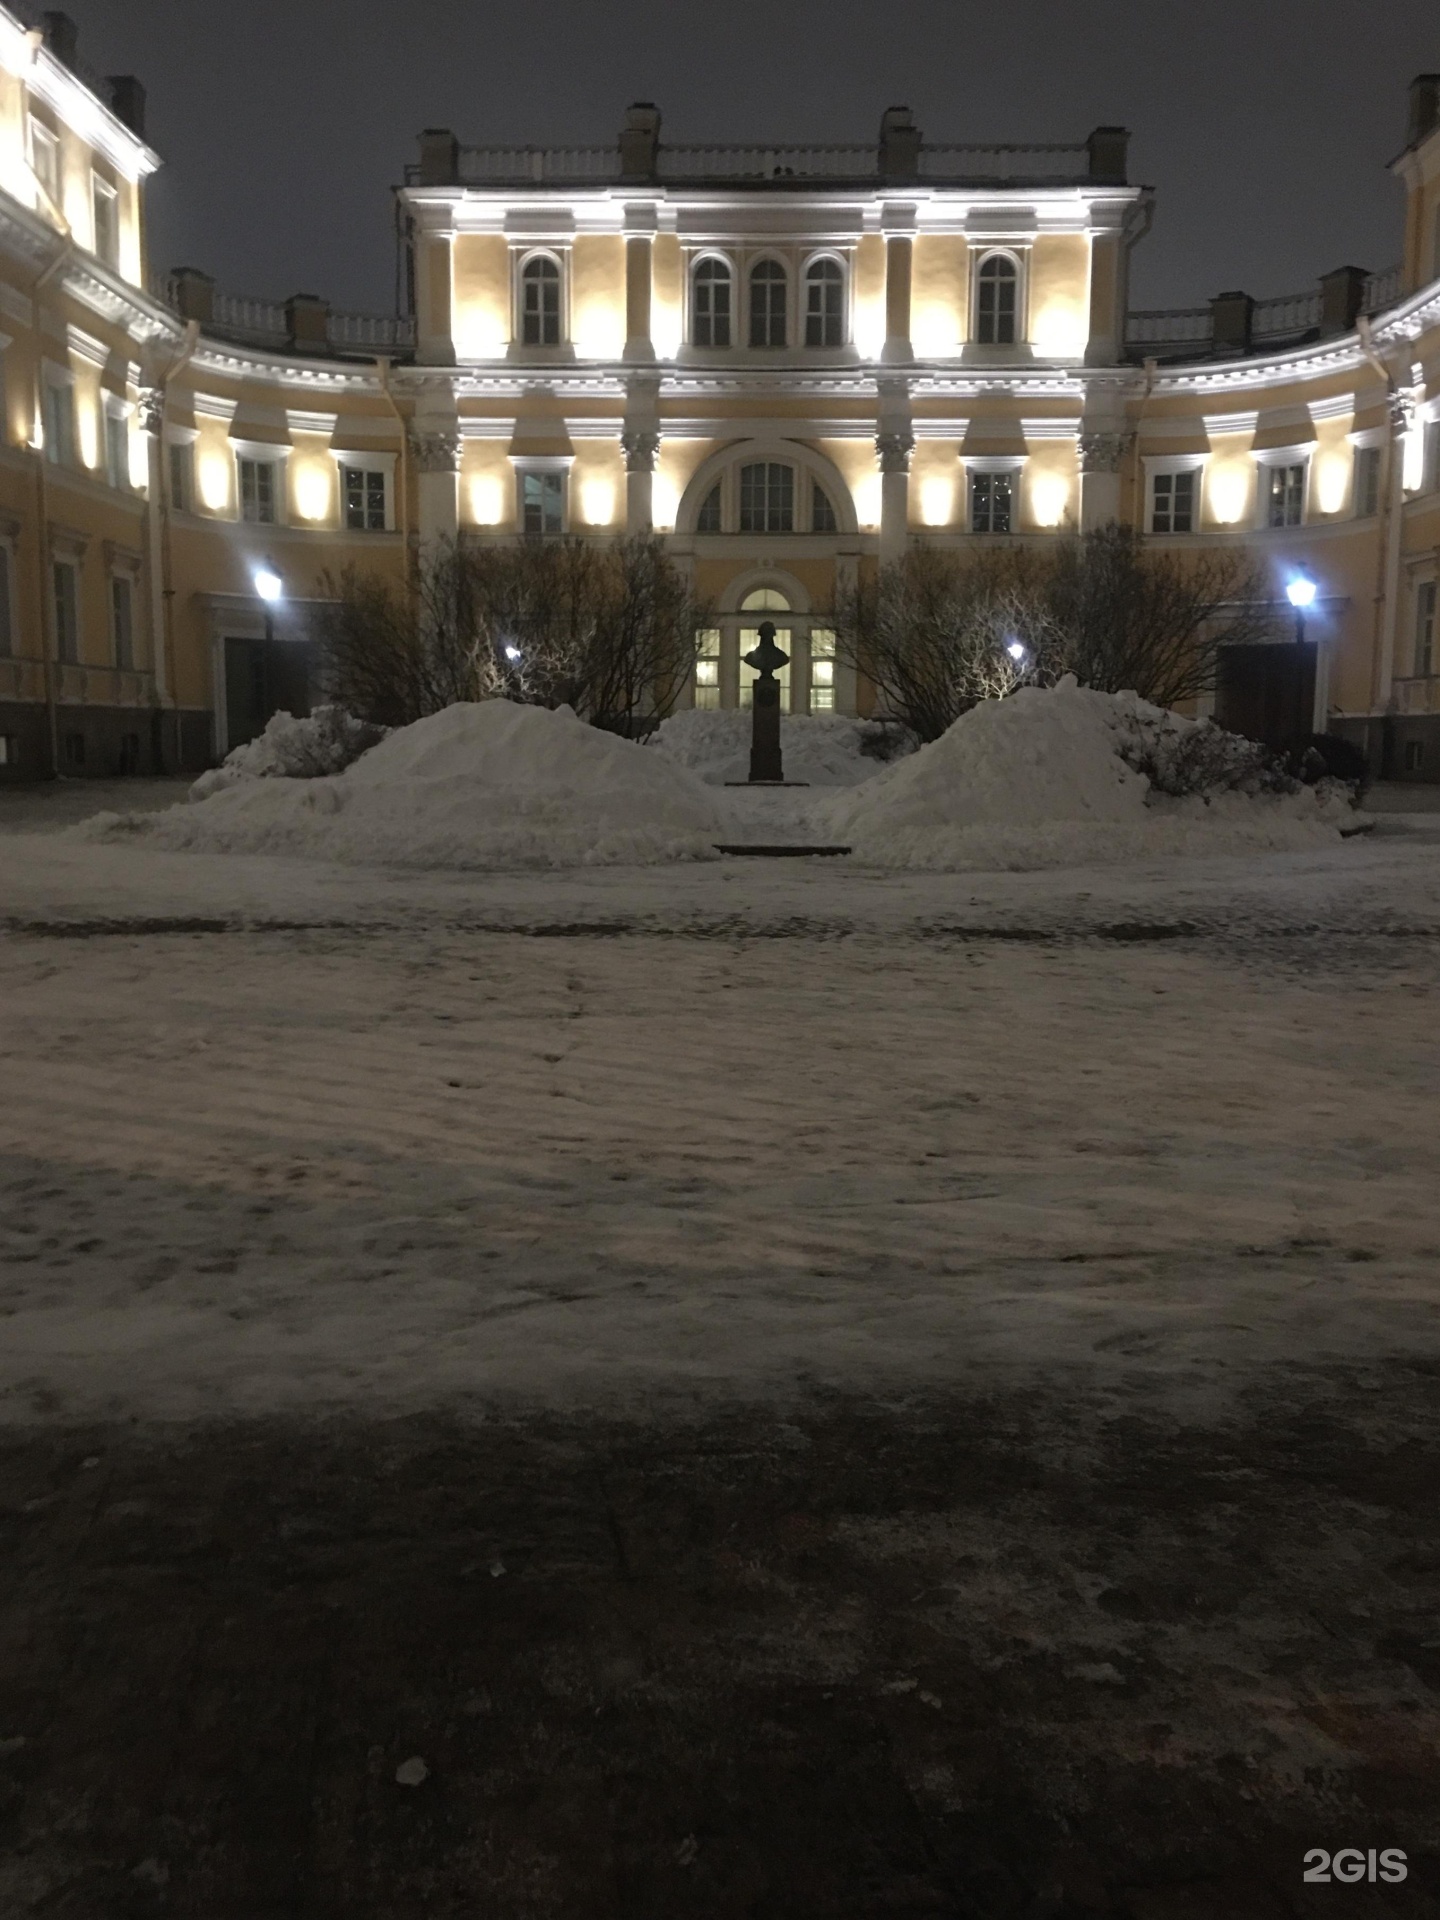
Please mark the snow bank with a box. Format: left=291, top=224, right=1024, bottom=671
left=80, top=701, right=725, bottom=869
left=651, top=709, right=911, bottom=787
left=819, top=678, right=1348, bottom=868
left=189, top=705, right=387, bottom=800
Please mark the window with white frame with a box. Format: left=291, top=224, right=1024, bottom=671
left=975, top=253, right=1019, bottom=346
left=1354, top=444, right=1381, bottom=520
left=969, top=468, right=1014, bottom=534
left=0, top=543, right=13, bottom=657
left=693, top=628, right=721, bottom=709
left=1416, top=580, right=1437, bottom=678
left=238, top=455, right=278, bottom=524
left=1265, top=460, right=1306, bottom=528
left=804, top=258, right=845, bottom=348
left=812, top=483, right=838, bottom=533
left=520, top=468, right=564, bottom=533
left=1151, top=468, right=1197, bottom=534
left=104, top=405, right=130, bottom=490
left=111, top=572, right=135, bottom=670
left=749, top=259, right=788, bottom=348
left=52, top=558, right=80, bottom=664
left=809, top=627, right=837, bottom=711
left=739, top=462, right=794, bottom=532
left=29, top=118, right=59, bottom=206
left=692, top=258, right=732, bottom=348
left=41, top=377, right=74, bottom=466
left=342, top=464, right=388, bottom=531
left=168, top=440, right=194, bottom=513
left=520, top=255, right=562, bottom=347
left=92, top=173, right=119, bottom=269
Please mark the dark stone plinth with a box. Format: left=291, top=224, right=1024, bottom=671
left=743, top=621, right=788, bottom=784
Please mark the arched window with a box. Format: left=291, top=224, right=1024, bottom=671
left=804, top=258, right=845, bottom=347
left=739, top=462, right=794, bottom=532
left=696, top=482, right=722, bottom=532
left=812, top=484, right=838, bottom=533
left=521, top=255, right=561, bottom=346
left=749, top=259, right=787, bottom=348
left=692, top=258, right=732, bottom=348
left=976, top=253, right=1018, bottom=346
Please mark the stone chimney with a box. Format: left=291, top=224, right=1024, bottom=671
left=1210, top=289, right=1254, bottom=356
left=1086, top=126, right=1129, bottom=184
left=107, top=76, right=146, bottom=139
left=170, top=267, right=214, bottom=325
left=620, top=103, right=661, bottom=182
left=41, top=11, right=78, bottom=69
left=1318, top=265, right=1368, bottom=337
left=1407, top=74, right=1440, bottom=148
left=415, top=128, right=458, bottom=186
left=879, top=106, right=920, bottom=179
left=285, top=294, right=330, bottom=352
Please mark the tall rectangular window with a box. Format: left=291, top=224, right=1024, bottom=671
left=809, top=628, right=836, bottom=712
left=52, top=560, right=79, bottom=664
left=738, top=461, right=794, bottom=532
left=520, top=256, right=562, bottom=346
left=692, top=261, right=731, bottom=348
left=111, top=574, right=134, bottom=670
left=1354, top=444, right=1381, bottom=519
left=238, top=456, right=277, bottom=524
left=104, top=409, right=130, bottom=490
left=748, top=261, right=787, bottom=348
left=1416, top=581, right=1437, bottom=679
left=168, top=441, right=193, bottom=513
left=343, top=465, right=388, bottom=531
left=29, top=119, right=59, bottom=206
left=42, top=381, right=74, bottom=466
left=1151, top=469, right=1196, bottom=534
left=970, top=470, right=1013, bottom=535
left=693, top=629, right=721, bottom=710
left=521, top=469, right=563, bottom=534
left=92, top=174, right=120, bottom=268
left=1266, top=462, right=1306, bottom=528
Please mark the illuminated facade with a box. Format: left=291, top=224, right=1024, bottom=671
left=1, top=8, right=1440, bottom=776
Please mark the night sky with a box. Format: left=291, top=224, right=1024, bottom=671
left=60, top=0, right=1440, bottom=319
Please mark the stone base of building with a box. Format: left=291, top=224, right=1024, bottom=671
left=0, top=704, right=215, bottom=782
left=1328, top=714, right=1440, bottom=785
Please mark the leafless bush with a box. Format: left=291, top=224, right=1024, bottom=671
left=828, top=546, right=1062, bottom=742
left=315, top=536, right=707, bottom=738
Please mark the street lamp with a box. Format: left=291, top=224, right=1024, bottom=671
left=252, top=558, right=283, bottom=642
left=1286, top=568, right=1317, bottom=645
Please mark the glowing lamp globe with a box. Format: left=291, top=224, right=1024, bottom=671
left=1286, top=574, right=1317, bottom=611
left=253, top=562, right=283, bottom=604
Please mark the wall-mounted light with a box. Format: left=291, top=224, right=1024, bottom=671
left=1029, top=473, right=1069, bottom=528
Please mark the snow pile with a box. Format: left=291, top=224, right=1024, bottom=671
left=819, top=678, right=1351, bottom=869
left=80, top=700, right=725, bottom=869
left=189, top=705, right=388, bottom=800
left=650, top=709, right=912, bottom=787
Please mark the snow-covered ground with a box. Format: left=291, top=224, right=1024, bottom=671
left=2, top=792, right=1439, bottom=1426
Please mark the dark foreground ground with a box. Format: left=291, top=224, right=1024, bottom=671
left=2, top=1373, right=1437, bottom=1919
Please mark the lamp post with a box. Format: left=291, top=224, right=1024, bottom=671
left=1286, top=568, right=1317, bottom=645
left=253, top=557, right=283, bottom=643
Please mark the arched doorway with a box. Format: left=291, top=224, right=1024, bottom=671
left=739, top=587, right=792, bottom=711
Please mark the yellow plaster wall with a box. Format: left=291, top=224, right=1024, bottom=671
left=451, top=235, right=508, bottom=360
left=1022, top=440, right=1078, bottom=530
left=571, top=235, right=625, bottom=360
left=460, top=439, right=513, bottom=528
left=852, top=234, right=886, bottom=361
left=911, top=236, right=966, bottom=358
left=909, top=442, right=960, bottom=528
left=288, top=432, right=337, bottom=529
left=1203, top=431, right=1257, bottom=531
left=655, top=439, right=717, bottom=531
left=652, top=234, right=683, bottom=359
left=818, top=437, right=880, bottom=530
left=1029, top=235, right=1090, bottom=358
left=570, top=441, right=625, bottom=530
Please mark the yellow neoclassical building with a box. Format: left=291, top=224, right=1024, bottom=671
left=2, top=7, right=1440, bottom=778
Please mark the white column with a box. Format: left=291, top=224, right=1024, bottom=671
left=411, top=426, right=460, bottom=544
left=876, top=431, right=913, bottom=564
left=622, top=430, right=658, bottom=532
left=1078, top=430, right=1130, bottom=531
left=1373, top=387, right=1413, bottom=711
left=138, top=386, right=168, bottom=705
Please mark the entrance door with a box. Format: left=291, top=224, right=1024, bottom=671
left=738, top=587, right=792, bottom=712
left=223, top=635, right=315, bottom=751
left=1214, top=641, right=1317, bottom=753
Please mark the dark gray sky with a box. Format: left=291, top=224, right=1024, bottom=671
left=61, top=0, right=1440, bottom=316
